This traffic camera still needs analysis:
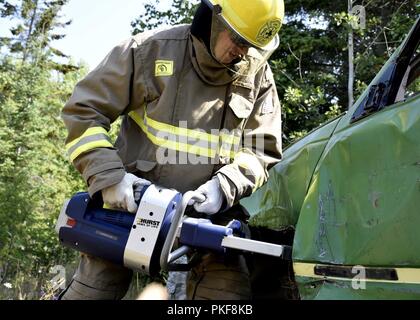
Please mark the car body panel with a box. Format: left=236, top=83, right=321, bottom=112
left=241, top=18, right=420, bottom=299
left=293, top=94, right=420, bottom=267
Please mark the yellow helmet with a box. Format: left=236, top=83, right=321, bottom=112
left=206, top=0, right=285, bottom=49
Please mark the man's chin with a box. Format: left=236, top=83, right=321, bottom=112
left=219, top=58, right=234, bottom=65
left=215, top=54, right=241, bottom=66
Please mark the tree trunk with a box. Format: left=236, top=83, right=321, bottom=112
left=22, top=0, right=39, bottom=63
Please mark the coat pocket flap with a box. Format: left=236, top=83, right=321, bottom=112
left=136, top=160, right=157, bottom=172
left=229, top=93, right=253, bottom=119
left=125, top=160, right=157, bottom=173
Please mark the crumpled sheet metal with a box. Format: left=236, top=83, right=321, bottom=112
left=241, top=118, right=341, bottom=230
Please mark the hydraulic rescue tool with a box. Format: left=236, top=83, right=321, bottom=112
left=55, top=184, right=291, bottom=276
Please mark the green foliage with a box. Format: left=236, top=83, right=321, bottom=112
left=0, top=0, right=87, bottom=297
left=131, top=0, right=199, bottom=35
left=0, top=0, right=77, bottom=73
left=277, top=0, right=418, bottom=145
left=0, top=56, right=87, bottom=299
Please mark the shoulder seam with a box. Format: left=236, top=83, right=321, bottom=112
left=131, top=24, right=190, bottom=46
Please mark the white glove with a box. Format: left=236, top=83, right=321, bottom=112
left=102, top=173, right=151, bottom=213
left=192, top=176, right=225, bottom=215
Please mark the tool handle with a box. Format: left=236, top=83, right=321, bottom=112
left=159, top=191, right=204, bottom=270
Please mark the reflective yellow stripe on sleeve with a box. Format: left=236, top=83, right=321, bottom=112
left=65, top=127, right=109, bottom=151
left=69, top=140, right=113, bottom=162
left=66, top=127, right=113, bottom=162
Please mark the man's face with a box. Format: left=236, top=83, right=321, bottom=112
left=213, top=29, right=250, bottom=65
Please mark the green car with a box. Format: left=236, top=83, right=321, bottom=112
left=242, top=18, right=420, bottom=299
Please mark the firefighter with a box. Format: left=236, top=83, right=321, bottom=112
left=59, top=0, right=284, bottom=300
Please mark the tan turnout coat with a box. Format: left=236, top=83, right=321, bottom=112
left=62, top=25, right=282, bottom=208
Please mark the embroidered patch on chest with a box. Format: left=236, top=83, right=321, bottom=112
left=155, top=60, right=174, bottom=77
